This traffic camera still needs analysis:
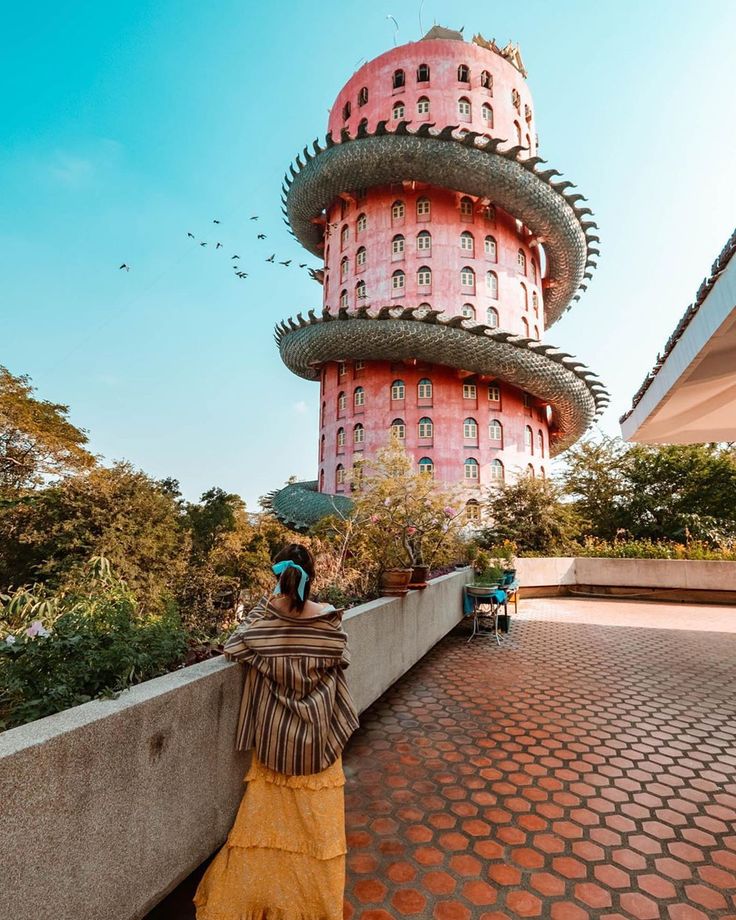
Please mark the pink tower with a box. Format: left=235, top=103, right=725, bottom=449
left=270, top=27, right=608, bottom=531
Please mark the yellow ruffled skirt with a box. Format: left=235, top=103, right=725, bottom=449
left=193, top=754, right=346, bottom=920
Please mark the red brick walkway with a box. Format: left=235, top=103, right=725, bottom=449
left=343, top=603, right=736, bottom=920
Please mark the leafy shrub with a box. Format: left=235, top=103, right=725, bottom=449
left=570, top=537, right=736, bottom=561
left=0, top=559, right=188, bottom=730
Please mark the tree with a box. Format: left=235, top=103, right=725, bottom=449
left=0, top=462, right=187, bottom=609
left=0, top=366, right=94, bottom=496
left=562, top=435, right=629, bottom=538
left=480, top=474, right=582, bottom=554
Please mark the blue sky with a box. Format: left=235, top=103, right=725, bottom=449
left=2, top=0, right=735, bottom=506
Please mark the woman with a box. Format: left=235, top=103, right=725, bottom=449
left=194, top=543, right=360, bottom=920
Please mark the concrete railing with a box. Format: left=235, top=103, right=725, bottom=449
left=515, top=556, right=736, bottom=601
left=0, top=569, right=469, bottom=920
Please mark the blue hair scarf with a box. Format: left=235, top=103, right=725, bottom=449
left=272, top=560, right=309, bottom=601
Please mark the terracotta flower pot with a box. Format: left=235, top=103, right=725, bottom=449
left=408, top=564, right=430, bottom=589
left=379, top=568, right=413, bottom=596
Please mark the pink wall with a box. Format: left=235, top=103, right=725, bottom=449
left=313, top=36, right=549, bottom=504
left=323, top=187, right=544, bottom=339
left=328, top=38, right=537, bottom=155
left=318, top=361, right=550, bottom=495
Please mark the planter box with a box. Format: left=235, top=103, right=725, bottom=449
left=0, top=569, right=471, bottom=920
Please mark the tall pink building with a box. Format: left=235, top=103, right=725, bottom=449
left=271, top=27, right=607, bottom=530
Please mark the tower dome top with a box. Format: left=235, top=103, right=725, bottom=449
left=419, top=25, right=527, bottom=78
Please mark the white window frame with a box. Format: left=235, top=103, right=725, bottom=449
left=486, top=307, right=499, bottom=327
left=418, top=458, right=434, bottom=476
left=464, top=459, right=479, bottom=481
left=418, top=417, right=433, bottom=438
left=417, top=231, right=431, bottom=252
left=391, top=420, right=406, bottom=440
left=488, top=386, right=501, bottom=403
left=392, top=235, right=405, bottom=256
left=356, top=247, right=366, bottom=268
left=484, top=236, right=497, bottom=260
left=461, top=304, right=475, bottom=320
left=463, top=384, right=477, bottom=399
left=417, top=97, right=430, bottom=115
left=354, top=387, right=365, bottom=407
left=392, top=101, right=405, bottom=120
left=391, top=270, right=405, bottom=291
left=356, top=213, right=367, bottom=233
left=416, top=197, right=431, bottom=217
left=354, top=424, right=365, bottom=444
left=392, top=201, right=405, bottom=221
left=463, top=418, right=478, bottom=439
left=417, top=379, right=432, bottom=400
left=337, top=428, right=346, bottom=448
left=460, top=267, right=475, bottom=289
left=489, top=419, right=503, bottom=440
left=458, top=98, right=471, bottom=120
left=460, top=232, right=474, bottom=253
left=486, top=271, right=498, bottom=298
left=490, top=460, right=504, bottom=481
left=391, top=380, right=405, bottom=400
left=417, top=267, right=431, bottom=287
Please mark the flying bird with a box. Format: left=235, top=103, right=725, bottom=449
left=187, top=232, right=195, bottom=239
left=213, top=219, right=220, bottom=224
left=279, top=260, right=292, bottom=267
left=250, top=215, right=259, bottom=221
left=257, top=233, right=266, bottom=240
left=119, top=263, right=130, bottom=271
left=231, top=255, right=239, bottom=260
left=200, top=242, right=207, bottom=247
left=299, top=263, right=307, bottom=268
left=266, top=254, right=275, bottom=262
left=215, top=242, right=223, bottom=249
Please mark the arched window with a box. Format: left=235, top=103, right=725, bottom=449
left=537, top=430, right=544, bottom=457
left=539, top=466, right=546, bottom=480
left=339, top=289, right=348, bottom=308
left=340, top=225, right=349, bottom=249
left=417, top=265, right=432, bottom=287
left=417, top=302, right=431, bottom=310
left=336, top=463, right=345, bottom=486
left=353, top=423, right=365, bottom=445
left=356, top=279, right=366, bottom=300
left=338, top=361, right=346, bottom=376
left=517, top=249, right=527, bottom=274
left=418, top=457, right=434, bottom=476
left=490, top=459, right=505, bottom=482
left=358, top=86, right=368, bottom=106
left=520, top=282, right=528, bottom=311
left=342, top=100, right=351, bottom=121
left=418, top=416, right=433, bottom=438
left=525, top=425, right=533, bottom=453
left=393, top=69, right=405, bottom=89
left=460, top=231, right=474, bottom=253
left=527, top=464, right=535, bottom=477
left=321, top=400, right=326, bottom=426
left=462, top=303, right=476, bottom=320
left=340, top=256, right=348, bottom=280
left=416, top=230, right=431, bottom=253
left=532, top=291, right=539, bottom=314
left=486, top=306, right=499, bottom=328
left=484, top=204, right=496, bottom=222
left=416, top=197, right=431, bottom=218
left=481, top=103, right=493, bottom=127
left=511, top=88, right=521, bottom=111
left=488, top=384, right=501, bottom=403
left=522, top=316, right=530, bottom=337
left=460, top=266, right=475, bottom=290
left=525, top=133, right=531, bottom=152
left=463, top=417, right=478, bottom=440
left=464, top=458, right=479, bottom=481
left=392, top=233, right=405, bottom=257
left=392, top=100, right=405, bottom=120
left=337, top=391, right=346, bottom=413
left=457, top=64, right=470, bottom=83
left=356, top=246, right=366, bottom=270
left=417, top=378, right=433, bottom=399
left=463, top=383, right=477, bottom=399
left=391, top=379, right=405, bottom=400
left=391, top=200, right=405, bottom=221
left=358, top=116, right=368, bottom=133
left=531, top=259, right=538, bottom=283
left=417, top=96, right=430, bottom=116
left=458, top=96, right=471, bottom=121
left=489, top=419, right=503, bottom=441
left=480, top=70, right=493, bottom=91
left=320, top=434, right=325, bottom=461
left=486, top=270, right=498, bottom=298
left=337, top=427, right=346, bottom=449
left=514, top=121, right=522, bottom=145
left=484, top=235, right=497, bottom=261
left=356, top=212, right=367, bottom=233
left=319, top=468, right=324, bottom=491
left=354, top=386, right=365, bottom=407
left=391, top=269, right=405, bottom=291
left=417, top=63, right=430, bottom=82
left=465, top=499, right=481, bottom=522
left=459, top=196, right=474, bottom=220
left=534, top=325, right=540, bottom=339
left=390, top=418, right=405, bottom=440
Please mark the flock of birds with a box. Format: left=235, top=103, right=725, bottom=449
left=118, top=216, right=312, bottom=280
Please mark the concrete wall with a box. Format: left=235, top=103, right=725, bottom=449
left=0, top=569, right=469, bottom=920
left=515, top=556, right=736, bottom=601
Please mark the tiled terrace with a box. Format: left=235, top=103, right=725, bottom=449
left=149, top=598, right=736, bottom=920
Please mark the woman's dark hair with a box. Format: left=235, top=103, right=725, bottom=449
left=273, top=543, right=315, bottom=613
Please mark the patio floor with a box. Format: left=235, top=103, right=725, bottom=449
left=149, top=597, right=736, bottom=920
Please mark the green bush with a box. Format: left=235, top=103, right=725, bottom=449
left=0, top=561, right=188, bottom=730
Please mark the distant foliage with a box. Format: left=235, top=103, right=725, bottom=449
left=0, top=559, right=188, bottom=730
